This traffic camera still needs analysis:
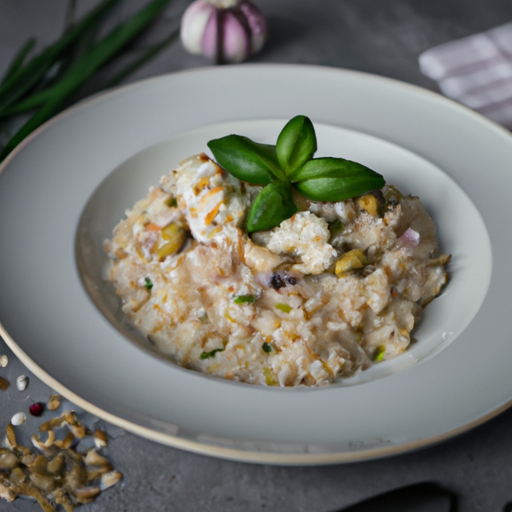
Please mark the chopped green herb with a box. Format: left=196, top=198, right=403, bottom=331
left=373, top=346, right=385, bottom=362
left=328, top=219, right=344, bottom=242
left=144, top=277, right=153, bottom=291
left=200, top=348, right=224, bottom=359
left=167, top=196, right=177, bottom=207
left=262, top=342, right=272, bottom=353
left=233, top=294, right=255, bottom=304
left=275, top=303, right=292, bottom=313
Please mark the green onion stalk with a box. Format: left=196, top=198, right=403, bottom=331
left=0, top=0, right=181, bottom=162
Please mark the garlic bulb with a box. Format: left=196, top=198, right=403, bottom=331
left=180, top=0, right=267, bottom=64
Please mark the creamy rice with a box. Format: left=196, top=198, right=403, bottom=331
left=104, top=153, right=449, bottom=386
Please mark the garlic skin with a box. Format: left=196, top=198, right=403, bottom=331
left=181, top=0, right=267, bottom=64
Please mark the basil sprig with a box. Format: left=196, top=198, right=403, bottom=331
left=207, top=115, right=385, bottom=233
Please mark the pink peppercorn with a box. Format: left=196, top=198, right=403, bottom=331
left=29, top=402, right=44, bottom=416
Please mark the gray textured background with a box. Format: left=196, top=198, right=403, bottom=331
left=1, top=1, right=511, bottom=510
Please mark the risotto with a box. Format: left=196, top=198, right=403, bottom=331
left=104, top=153, right=449, bottom=387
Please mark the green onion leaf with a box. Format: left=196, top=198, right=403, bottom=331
left=276, top=115, right=317, bottom=177
left=246, top=182, right=297, bottom=233
left=0, top=0, right=177, bottom=161
left=0, top=96, right=63, bottom=161
left=0, top=0, right=123, bottom=115
left=207, top=135, right=280, bottom=184
left=1, top=38, right=36, bottom=86
left=233, top=294, right=255, bottom=304
left=200, top=347, right=225, bottom=359
left=293, top=157, right=385, bottom=202
left=275, top=303, right=292, bottom=313
left=144, top=277, right=153, bottom=291
left=101, top=28, right=180, bottom=90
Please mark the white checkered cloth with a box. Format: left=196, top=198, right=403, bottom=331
left=419, top=22, right=512, bottom=129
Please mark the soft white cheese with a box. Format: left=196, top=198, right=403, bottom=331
left=266, top=211, right=337, bottom=275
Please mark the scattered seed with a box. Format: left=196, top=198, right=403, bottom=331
left=84, top=449, right=111, bottom=468
left=16, top=375, right=28, bottom=391
left=94, top=429, right=107, bottom=449
left=11, top=413, right=26, bottom=426
left=0, top=376, right=9, bottom=391
left=0, top=411, right=121, bottom=510
left=0, top=450, right=20, bottom=470
left=0, top=355, right=8, bottom=367
left=100, top=470, right=122, bottom=490
left=29, top=403, right=44, bottom=417
left=47, top=394, right=61, bottom=411
left=54, top=432, right=74, bottom=450
left=31, top=430, right=55, bottom=450
left=5, top=423, right=17, bottom=448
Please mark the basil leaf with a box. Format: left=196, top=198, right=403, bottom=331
left=293, top=157, right=385, bottom=202
left=247, top=182, right=297, bottom=233
left=207, top=135, right=281, bottom=185
left=291, top=157, right=381, bottom=182
left=295, top=176, right=385, bottom=202
left=276, top=115, right=317, bottom=177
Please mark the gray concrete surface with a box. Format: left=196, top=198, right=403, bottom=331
left=1, top=0, right=511, bottom=510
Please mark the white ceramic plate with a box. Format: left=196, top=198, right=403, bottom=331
left=0, top=64, right=509, bottom=464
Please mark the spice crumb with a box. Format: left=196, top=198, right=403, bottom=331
left=0, top=376, right=9, bottom=391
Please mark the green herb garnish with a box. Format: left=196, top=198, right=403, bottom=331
left=200, top=347, right=225, bottom=359
left=373, top=346, right=386, bottom=362
left=275, top=303, right=293, bottom=314
left=233, top=294, right=255, bottom=304
left=262, top=342, right=273, bottom=353
left=144, top=277, right=153, bottom=291
left=207, top=115, right=385, bottom=232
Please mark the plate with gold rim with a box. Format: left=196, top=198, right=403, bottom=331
left=0, top=64, right=507, bottom=464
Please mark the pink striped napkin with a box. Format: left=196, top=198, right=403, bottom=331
left=419, top=22, right=512, bottom=129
